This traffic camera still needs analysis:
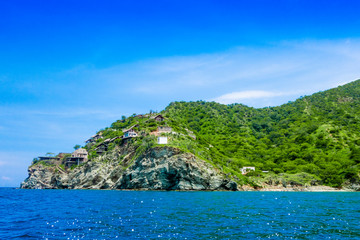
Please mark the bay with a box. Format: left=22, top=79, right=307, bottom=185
left=0, top=188, right=359, bottom=239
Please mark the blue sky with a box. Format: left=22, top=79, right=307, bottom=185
left=1, top=0, right=360, bottom=187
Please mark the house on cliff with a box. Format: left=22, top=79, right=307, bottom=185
left=241, top=167, right=255, bottom=175
left=35, top=156, right=60, bottom=165
left=65, top=148, right=88, bottom=168
left=157, top=137, right=168, bottom=144
left=150, top=126, right=172, bottom=136
left=38, top=156, right=60, bottom=161
left=122, top=124, right=139, bottom=139
left=85, top=133, right=103, bottom=143
left=95, top=137, right=121, bottom=155
left=150, top=114, right=165, bottom=122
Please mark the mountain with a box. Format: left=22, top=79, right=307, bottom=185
left=21, top=80, right=360, bottom=190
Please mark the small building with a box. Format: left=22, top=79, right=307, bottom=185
left=94, top=137, right=121, bottom=155
left=135, top=114, right=145, bottom=118
left=72, top=148, right=88, bottom=161
left=65, top=157, right=85, bottom=168
left=65, top=148, right=88, bottom=168
left=38, top=156, right=60, bottom=161
left=150, top=126, right=172, bottom=136
left=36, top=156, right=60, bottom=165
left=151, top=114, right=165, bottom=122
left=123, top=129, right=138, bottom=138
left=122, top=125, right=139, bottom=139
left=85, top=133, right=103, bottom=143
left=241, top=167, right=255, bottom=175
left=158, top=126, right=172, bottom=133
left=57, top=153, right=70, bottom=159
left=95, top=143, right=107, bottom=155
left=158, top=137, right=168, bottom=144
left=109, top=136, right=121, bottom=142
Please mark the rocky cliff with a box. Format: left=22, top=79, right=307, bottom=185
left=21, top=146, right=238, bottom=191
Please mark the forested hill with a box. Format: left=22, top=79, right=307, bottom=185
left=163, top=79, right=360, bottom=187
left=24, top=80, right=360, bottom=190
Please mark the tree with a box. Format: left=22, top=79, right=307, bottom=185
left=74, top=145, right=81, bottom=150
left=350, top=147, right=360, bottom=164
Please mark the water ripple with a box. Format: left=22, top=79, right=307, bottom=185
left=0, top=189, right=359, bottom=239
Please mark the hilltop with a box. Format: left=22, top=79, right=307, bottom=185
left=21, top=80, right=360, bottom=190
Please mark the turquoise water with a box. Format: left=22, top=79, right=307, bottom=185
left=1, top=188, right=359, bottom=239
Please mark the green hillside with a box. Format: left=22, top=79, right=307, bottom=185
left=85, top=80, right=360, bottom=187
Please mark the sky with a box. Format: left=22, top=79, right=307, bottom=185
left=1, top=0, right=360, bottom=187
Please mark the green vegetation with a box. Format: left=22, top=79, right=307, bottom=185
left=249, top=172, right=321, bottom=188
left=73, top=144, right=81, bottom=150
left=37, top=160, right=56, bottom=167
left=84, top=79, right=360, bottom=187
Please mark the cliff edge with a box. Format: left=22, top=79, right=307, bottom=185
left=21, top=146, right=238, bottom=191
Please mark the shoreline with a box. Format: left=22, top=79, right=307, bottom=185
left=16, top=186, right=358, bottom=192
left=243, top=185, right=357, bottom=192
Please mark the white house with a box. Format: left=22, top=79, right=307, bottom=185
left=241, top=167, right=255, bottom=175
left=122, top=125, right=139, bottom=139
left=123, top=129, right=138, bottom=138
left=158, top=137, right=168, bottom=144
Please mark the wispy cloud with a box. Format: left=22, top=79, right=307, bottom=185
left=74, top=38, right=360, bottom=107
left=2, top=39, right=360, bottom=187
left=0, top=107, right=120, bottom=119
left=8, top=39, right=359, bottom=109
left=213, top=91, right=287, bottom=104
left=1, top=176, right=11, bottom=181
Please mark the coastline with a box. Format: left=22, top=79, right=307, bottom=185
left=16, top=185, right=358, bottom=192
left=242, top=185, right=356, bottom=192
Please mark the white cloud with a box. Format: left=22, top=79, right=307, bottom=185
left=213, top=91, right=286, bottom=104
left=22, top=38, right=358, bottom=108
left=2, top=39, right=360, bottom=186
left=79, top=38, right=360, bottom=107
left=0, top=107, right=118, bottom=118
left=1, top=176, right=11, bottom=181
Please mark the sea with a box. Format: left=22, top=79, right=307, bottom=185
left=0, top=188, right=359, bottom=239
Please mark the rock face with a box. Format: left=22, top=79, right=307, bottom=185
left=21, top=146, right=238, bottom=191
left=20, top=164, right=58, bottom=189
left=115, top=147, right=236, bottom=190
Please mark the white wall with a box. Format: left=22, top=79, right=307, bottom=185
left=158, top=137, right=168, bottom=144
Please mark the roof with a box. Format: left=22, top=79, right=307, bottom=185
left=122, top=124, right=139, bottom=133
left=110, top=136, right=120, bottom=142
left=150, top=114, right=164, bottom=119
left=85, top=133, right=103, bottom=142
left=91, top=133, right=102, bottom=138
left=38, top=156, right=60, bottom=160
left=73, top=148, right=87, bottom=154
left=97, top=136, right=121, bottom=146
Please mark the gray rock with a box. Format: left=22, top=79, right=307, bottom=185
left=21, top=146, right=238, bottom=191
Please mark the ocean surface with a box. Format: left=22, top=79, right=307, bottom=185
left=1, top=188, right=359, bottom=239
